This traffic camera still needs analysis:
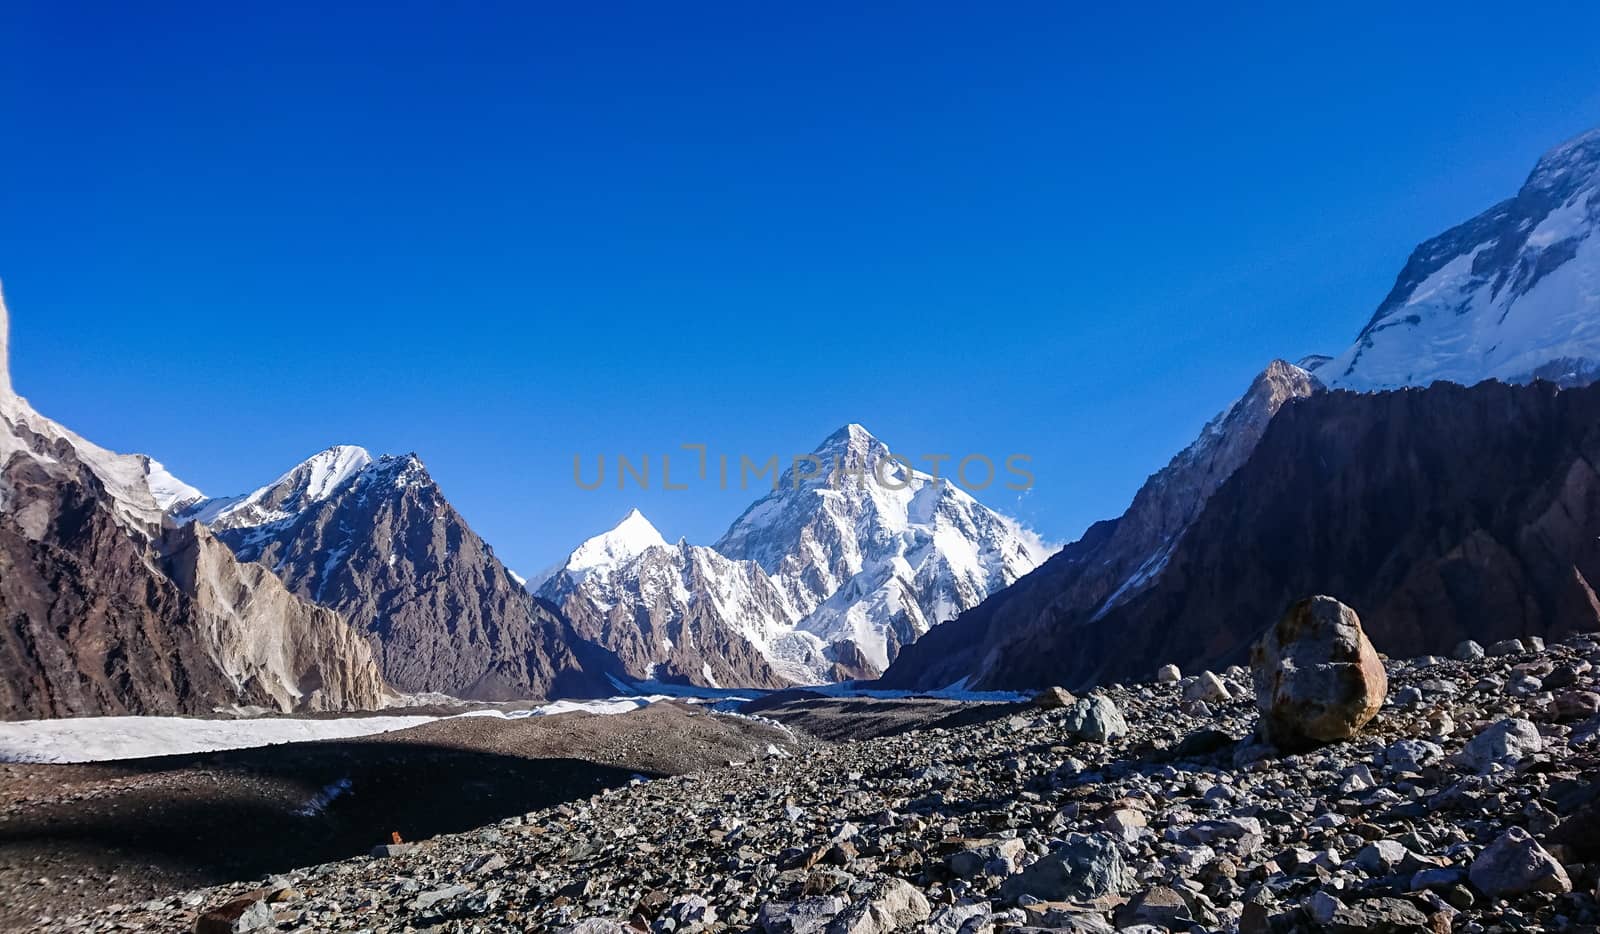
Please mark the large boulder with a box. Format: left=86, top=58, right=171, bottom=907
left=999, top=833, right=1131, bottom=904
left=1456, top=718, right=1543, bottom=773
left=1250, top=596, right=1387, bottom=749
left=825, top=879, right=930, bottom=934
left=1034, top=686, right=1076, bottom=709
left=1061, top=694, right=1128, bottom=743
left=1469, top=827, right=1572, bottom=898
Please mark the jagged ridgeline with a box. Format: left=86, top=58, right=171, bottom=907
left=0, top=289, right=392, bottom=719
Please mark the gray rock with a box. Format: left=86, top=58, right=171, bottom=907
left=826, top=878, right=930, bottom=934
left=465, top=852, right=507, bottom=876
left=1181, top=817, right=1262, bottom=844
left=1384, top=738, right=1444, bottom=773
left=1156, top=664, right=1182, bottom=683
left=1468, top=826, right=1572, bottom=898
left=1325, top=896, right=1430, bottom=932
left=666, top=893, right=718, bottom=928
left=1304, top=890, right=1342, bottom=925
left=1507, top=674, right=1543, bottom=696
left=1113, top=885, right=1189, bottom=928
left=759, top=897, right=848, bottom=934
left=1453, top=640, right=1485, bottom=661
left=948, top=838, right=1027, bottom=878
left=999, top=833, right=1130, bottom=904
left=1356, top=840, right=1410, bottom=874
left=1061, top=694, right=1128, bottom=743
left=925, top=902, right=992, bottom=934
left=215, top=899, right=274, bottom=934
left=1458, top=718, right=1542, bottom=772
left=409, top=884, right=470, bottom=912
left=1393, top=685, right=1424, bottom=708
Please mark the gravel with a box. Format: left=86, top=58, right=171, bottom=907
left=28, top=634, right=1600, bottom=932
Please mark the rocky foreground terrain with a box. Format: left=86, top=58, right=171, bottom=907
left=51, top=618, right=1600, bottom=933
left=0, top=704, right=799, bottom=932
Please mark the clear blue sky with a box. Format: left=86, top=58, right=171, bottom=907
left=4, top=2, right=1599, bottom=576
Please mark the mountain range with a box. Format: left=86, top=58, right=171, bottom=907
left=882, top=124, right=1600, bottom=692
left=171, top=446, right=621, bottom=700
left=6, top=123, right=1600, bottom=719
left=535, top=424, right=1052, bottom=687
left=0, top=293, right=392, bottom=720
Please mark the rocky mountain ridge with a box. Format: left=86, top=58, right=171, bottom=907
left=0, top=289, right=392, bottom=720
left=883, top=124, right=1600, bottom=696
left=178, top=446, right=621, bottom=700
left=882, top=360, right=1322, bottom=692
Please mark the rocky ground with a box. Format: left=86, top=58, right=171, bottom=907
left=0, top=703, right=798, bottom=931
left=741, top=693, right=1028, bottom=743
left=43, top=629, right=1600, bottom=933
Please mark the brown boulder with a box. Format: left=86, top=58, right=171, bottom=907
left=1250, top=596, right=1387, bottom=749
left=1034, top=686, right=1076, bottom=709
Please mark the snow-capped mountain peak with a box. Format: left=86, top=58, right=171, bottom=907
left=714, top=423, right=1054, bottom=674
left=1325, top=125, right=1600, bottom=391
left=806, top=422, right=889, bottom=469
left=530, top=508, right=673, bottom=604
left=179, top=444, right=373, bottom=530
left=538, top=423, right=1052, bottom=687
left=296, top=444, right=374, bottom=500
left=563, top=509, right=669, bottom=581
left=139, top=456, right=204, bottom=512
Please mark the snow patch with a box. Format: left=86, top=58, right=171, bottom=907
left=0, top=695, right=681, bottom=764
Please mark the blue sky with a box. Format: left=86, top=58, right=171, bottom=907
left=3, top=2, right=1599, bottom=576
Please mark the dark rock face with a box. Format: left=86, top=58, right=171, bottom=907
left=0, top=295, right=390, bottom=720
left=881, top=361, right=1319, bottom=691
left=910, top=380, right=1600, bottom=691
left=0, top=455, right=219, bottom=719
left=0, top=442, right=390, bottom=720
left=213, top=455, right=619, bottom=700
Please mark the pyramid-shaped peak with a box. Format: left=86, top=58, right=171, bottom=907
left=565, top=508, right=668, bottom=574
left=811, top=423, right=891, bottom=462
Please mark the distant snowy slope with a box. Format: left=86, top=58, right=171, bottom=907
left=1326, top=127, right=1600, bottom=390
left=139, top=456, right=204, bottom=512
